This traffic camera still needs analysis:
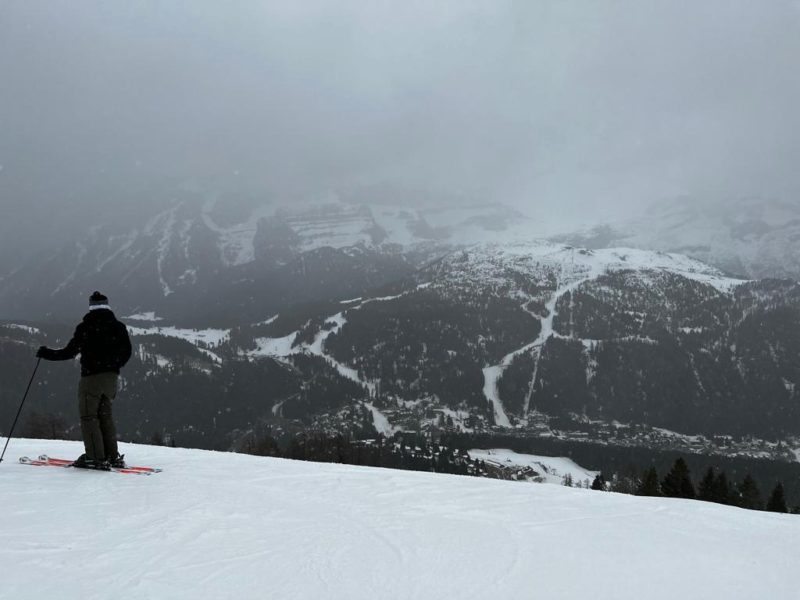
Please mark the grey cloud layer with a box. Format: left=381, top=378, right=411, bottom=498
left=2, top=0, right=799, bottom=244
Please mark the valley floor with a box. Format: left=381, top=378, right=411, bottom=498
left=1, top=438, right=798, bottom=600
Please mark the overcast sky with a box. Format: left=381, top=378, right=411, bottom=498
left=2, top=0, right=800, bottom=248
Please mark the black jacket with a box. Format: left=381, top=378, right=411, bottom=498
left=40, top=309, right=132, bottom=376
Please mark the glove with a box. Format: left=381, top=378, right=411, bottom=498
left=36, top=346, right=48, bottom=359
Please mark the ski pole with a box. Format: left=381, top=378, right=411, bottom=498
left=0, top=358, right=41, bottom=464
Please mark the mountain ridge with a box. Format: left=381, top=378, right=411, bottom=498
left=4, top=239, right=800, bottom=457
left=0, top=199, right=525, bottom=322
left=558, top=197, right=800, bottom=280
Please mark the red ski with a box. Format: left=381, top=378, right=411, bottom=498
left=19, top=455, right=162, bottom=475
left=40, top=455, right=162, bottom=473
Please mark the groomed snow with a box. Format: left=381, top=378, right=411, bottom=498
left=466, top=242, right=746, bottom=294
left=482, top=364, right=511, bottom=427
left=250, top=333, right=298, bottom=358
left=2, top=439, right=798, bottom=600
left=363, top=401, right=397, bottom=436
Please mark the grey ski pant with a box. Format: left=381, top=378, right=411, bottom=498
left=78, top=372, right=119, bottom=461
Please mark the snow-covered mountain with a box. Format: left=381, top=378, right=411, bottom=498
left=9, top=192, right=800, bottom=326
left=2, top=438, right=798, bottom=600
left=4, top=188, right=800, bottom=474
left=5, top=239, right=800, bottom=464
left=560, top=197, right=800, bottom=280
left=0, top=198, right=526, bottom=322
left=253, top=241, right=791, bottom=438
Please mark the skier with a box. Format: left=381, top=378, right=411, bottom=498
left=36, top=291, right=132, bottom=470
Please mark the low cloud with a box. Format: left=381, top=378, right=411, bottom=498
left=1, top=0, right=799, bottom=253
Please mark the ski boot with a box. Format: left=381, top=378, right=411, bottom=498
left=72, top=454, right=111, bottom=471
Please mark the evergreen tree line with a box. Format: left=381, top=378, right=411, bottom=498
left=237, top=432, right=795, bottom=516
left=595, top=457, right=794, bottom=514
left=238, top=432, right=514, bottom=479
left=441, top=432, right=800, bottom=508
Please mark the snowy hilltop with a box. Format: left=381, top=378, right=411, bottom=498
left=560, top=197, right=800, bottom=281
left=2, top=438, right=798, bottom=600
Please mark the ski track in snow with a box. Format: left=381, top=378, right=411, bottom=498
left=305, top=311, right=394, bottom=434
left=154, top=209, right=177, bottom=296
left=479, top=243, right=745, bottom=425
left=522, top=265, right=602, bottom=418
left=482, top=364, right=511, bottom=427
left=2, top=439, right=798, bottom=600
left=363, top=402, right=394, bottom=436
left=251, top=285, right=435, bottom=434
left=483, top=248, right=606, bottom=424
left=250, top=242, right=745, bottom=432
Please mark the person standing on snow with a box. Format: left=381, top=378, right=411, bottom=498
left=36, top=291, right=132, bottom=470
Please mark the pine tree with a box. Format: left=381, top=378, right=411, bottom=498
left=698, top=467, right=716, bottom=502
left=591, top=473, right=606, bottom=491
left=22, top=411, right=69, bottom=440
left=766, top=483, right=788, bottom=513
left=735, top=474, right=762, bottom=510
left=610, top=464, right=643, bottom=495
left=711, top=471, right=733, bottom=505
left=636, top=467, right=660, bottom=496
left=661, top=458, right=696, bottom=499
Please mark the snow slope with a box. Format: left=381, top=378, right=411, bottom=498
left=126, top=325, right=230, bottom=347
left=457, top=243, right=745, bottom=425
left=2, top=439, right=798, bottom=600
left=468, top=448, right=599, bottom=485
left=565, top=197, right=800, bottom=280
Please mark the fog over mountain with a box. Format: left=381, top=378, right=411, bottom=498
left=6, top=2, right=800, bottom=526
left=2, top=0, right=800, bottom=273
